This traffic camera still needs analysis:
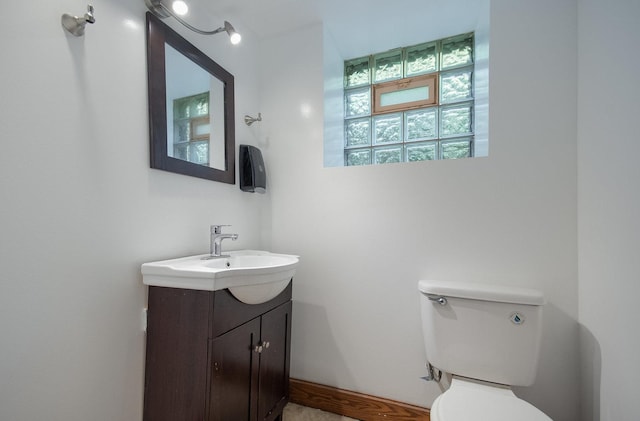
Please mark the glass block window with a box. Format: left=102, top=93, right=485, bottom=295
left=173, top=92, right=210, bottom=166
left=373, top=49, right=403, bottom=83
left=343, top=33, right=474, bottom=166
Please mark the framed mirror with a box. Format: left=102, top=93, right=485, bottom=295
left=146, top=12, right=235, bottom=183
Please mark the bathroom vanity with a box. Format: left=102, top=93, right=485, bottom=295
left=143, top=282, right=292, bottom=421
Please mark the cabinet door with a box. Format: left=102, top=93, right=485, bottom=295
left=258, top=301, right=292, bottom=421
left=144, top=287, right=211, bottom=421
left=209, top=317, right=261, bottom=421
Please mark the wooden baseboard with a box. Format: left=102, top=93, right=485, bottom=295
left=289, top=378, right=430, bottom=421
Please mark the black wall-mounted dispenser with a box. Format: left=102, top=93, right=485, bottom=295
left=239, top=144, right=266, bottom=193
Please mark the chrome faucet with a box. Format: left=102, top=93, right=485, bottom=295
left=204, top=225, right=238, bottom=259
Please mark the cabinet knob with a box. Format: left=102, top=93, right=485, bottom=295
left=254, top=345, right=263, bottom=353
left=263, top=341, right=270, bottom=349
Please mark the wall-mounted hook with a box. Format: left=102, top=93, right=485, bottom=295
left=62, top=4, right=96, bottom=37
left=244, top=113, right=262, bottom=126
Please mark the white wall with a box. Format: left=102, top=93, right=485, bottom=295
left=577, top=0, right=640, bottom=420
left=0, top=1, right=268, bottom=420
left=262, top=0, right=580, bottom=419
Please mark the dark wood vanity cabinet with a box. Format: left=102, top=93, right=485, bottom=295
left=143, top=282, right=292, bottom=421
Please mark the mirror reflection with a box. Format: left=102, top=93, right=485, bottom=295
left=165, top=44, right=226, bottom=170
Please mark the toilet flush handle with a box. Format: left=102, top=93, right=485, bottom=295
left=427, top=295, right=448, bottom=306
left=422, top=362, right=443, bottom=383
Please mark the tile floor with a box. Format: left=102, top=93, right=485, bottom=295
left=283, top=403, right=359, bottom=421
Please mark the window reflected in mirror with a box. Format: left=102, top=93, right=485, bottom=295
left=164, top=43, right=227, bottom=171
left=172, top=92, right=210, bottom=165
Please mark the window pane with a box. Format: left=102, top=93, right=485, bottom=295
left=380, top=86, right=429, bottom=107
left=441, top=34, right=473, bottom=69
left=372, top=74, right=436, bottom=114
left=345, top=118, right=371, bottom=147
left=374, top=146, right=402, bottom=164
left=194, top=95, right=209, bottom=116
left=174, top=120, right=189, bottom=143
left=406, top=142, right=437, bottom=161
left=173, top=143, right=188, bottom=160
left=406, top=42, right=437, bottom=76
left=174, top=101, right=189, bottom=119
left=373, top=50, right=403, bottom=83
left=440, top=104, right=472, bottom=137
left=441, top=69, right=473, bottom=103
left=345, top=87, right=370, bottom=117
left=191, top=116, right=210, bottom=140
left=345, top=57, right=370, bottom=88
left=189, top=141, right=209, bottom=165
left=346, top=149, right=371, bottom=166
left=373, top=113, right=402, bottom=144
left=441, top=139, right=471, bottom=159
left=406, top=109, right=437, bottom=141
left=174, top=92, right=209, bottom=118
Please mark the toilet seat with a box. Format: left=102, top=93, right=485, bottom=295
left=430, top=377, right=552, bottom=421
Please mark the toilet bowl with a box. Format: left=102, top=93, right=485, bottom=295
left=430, top=377, right=551, bottom=421
left=419, top=280, right=552, bottom=420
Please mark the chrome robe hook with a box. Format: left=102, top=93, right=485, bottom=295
left=62, top=4, right=96, bottom=37
left=244, top=113, right=262, bottom=126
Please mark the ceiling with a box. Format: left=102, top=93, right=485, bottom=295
left=190, top=0, right=488, bottom=58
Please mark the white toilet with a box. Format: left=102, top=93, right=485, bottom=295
left=418, top=280, right=552, bottom=420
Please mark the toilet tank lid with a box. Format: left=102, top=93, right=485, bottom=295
left=418, top=280, right=545, bottom=306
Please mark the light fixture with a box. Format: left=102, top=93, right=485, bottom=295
left=171, top=0, right=188, bottom=16
left=144, top=0, right=241, bottom=44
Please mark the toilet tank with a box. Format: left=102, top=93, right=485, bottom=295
left=419, top=280, right=545, bottom=387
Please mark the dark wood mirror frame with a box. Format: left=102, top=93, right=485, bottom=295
left=146, top=12, right=235, bottom=184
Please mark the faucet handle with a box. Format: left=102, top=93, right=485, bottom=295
left=210, top=224, right=231, bottom=234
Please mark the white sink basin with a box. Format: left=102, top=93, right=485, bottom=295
left=141, top=250, right=299, bottom=304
